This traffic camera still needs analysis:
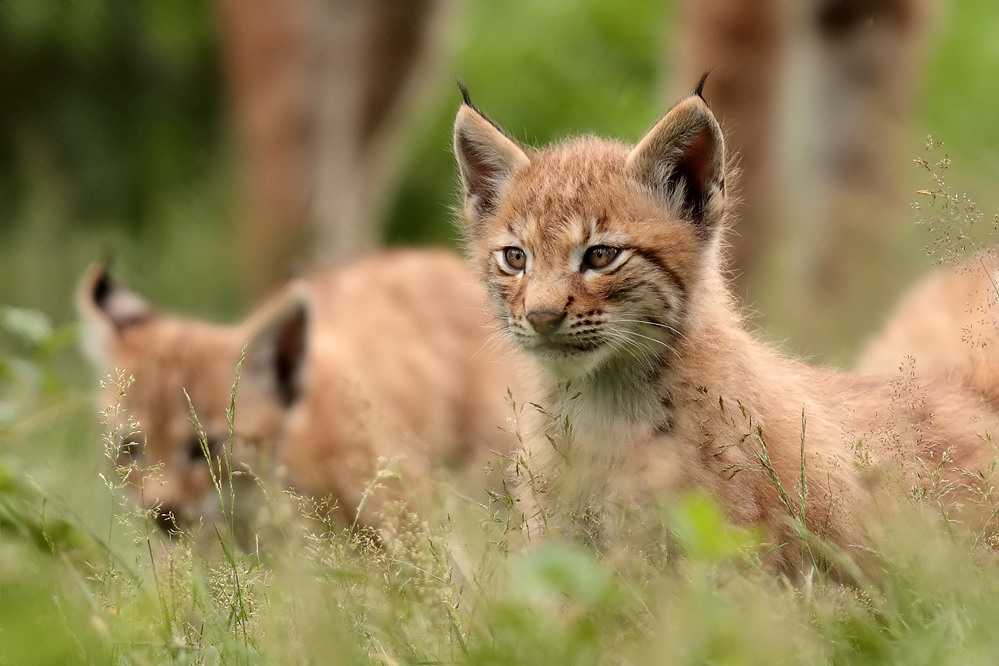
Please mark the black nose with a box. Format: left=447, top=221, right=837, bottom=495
left=154, top=505, right=181, bottom=533
left=526, top=310, right=566, bottom=335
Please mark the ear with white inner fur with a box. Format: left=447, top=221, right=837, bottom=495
left=626, top=93, right=727, bottom=238
left=76, top=265, right=156, bottom=373
left=77, top=265, right=155, bottom=329
left=242, top=286, right=309, bottom=408
left=453, top=96, right=531, bottom=225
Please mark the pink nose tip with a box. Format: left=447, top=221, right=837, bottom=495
left=526, top=310, right=566, bottom=335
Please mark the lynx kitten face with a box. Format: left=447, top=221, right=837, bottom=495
left=454, top=82, right=726, bottom=384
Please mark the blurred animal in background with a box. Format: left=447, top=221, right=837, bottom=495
left=858, top=250, right=999, bottom=391
left=673, top=0, right=940, bottom=342
left=77, top=249, right=520, bottom=534
left=218, top=0, right=455, bottom=294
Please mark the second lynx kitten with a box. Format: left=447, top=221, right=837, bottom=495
left=79, top=249, right=520, bottom=532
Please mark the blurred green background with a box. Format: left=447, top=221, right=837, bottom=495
left=3, top=0, right=999, bottom=375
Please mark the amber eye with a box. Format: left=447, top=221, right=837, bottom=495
left=502, top=247, right=527, bottom=272
left=583, top=246, right=620, bottom=270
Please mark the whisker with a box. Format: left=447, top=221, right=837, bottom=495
left=602, top=328, right=662, bottom=371
left=471, top=328, right=514, bottom=362
left=615, top=318, right=687, bottom=341
left=602, top=329, right=653, bottom=369
left=609, top=326, right=682, bottom=361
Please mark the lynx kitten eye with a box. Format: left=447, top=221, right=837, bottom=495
left=501, top=247, right=527, bottom=272
left=583, top=246, right=620, bottom=270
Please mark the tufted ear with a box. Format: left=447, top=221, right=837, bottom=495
left=77, top=265, right=154, bottom=329
left=453, top=85, right=531, bottom=228
left=626, top=84, right=727, bottom=238
left=241, top=284, right=309, bottom=407
left=76, top=264, right=156, bottom=372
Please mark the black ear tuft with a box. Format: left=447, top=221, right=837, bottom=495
left=92, top=267, right=113, bottom=310
left=693, top=71, right=711, bottom=99
left=454, top=81, right=507, bottom=135
left=457, top=79, right=472, bottom=107
left=81, top=265, right=155, bottom=329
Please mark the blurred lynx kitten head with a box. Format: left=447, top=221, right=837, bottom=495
left=78, top=265, right=306, bottom=531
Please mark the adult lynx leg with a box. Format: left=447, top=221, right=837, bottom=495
left=808, top=0, right=938, bottom=296
left=673, top=0, right=938, bottom=348
left=219, top=0, right=313, bottom=294
left=672, top=0, right=792, bottom=301
left=220, top=0, right=453, bottom=295
left=309, top=0, right=453, bottom=270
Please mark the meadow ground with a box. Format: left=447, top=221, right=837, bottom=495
left=7, top=361, right=999, bottom=664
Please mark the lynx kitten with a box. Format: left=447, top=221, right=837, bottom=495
left=79, top=249, right=520, bottom=532
left=453, top=80, right=999, bottom=574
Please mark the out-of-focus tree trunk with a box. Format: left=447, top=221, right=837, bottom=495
left=804, top=0, right=938, bottom=298
left=673, top=0, right=939, bottom=352
left=218, top=0, right=454, bottom=295
left=673, top=0, right=793, bottom=301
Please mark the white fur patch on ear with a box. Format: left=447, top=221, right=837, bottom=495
left=77, top=266, right=155, bottom=329
left=99, top=288, right=152, bottom=327
left=626, top=95, right=727, bottom=236
left=453, top=103, right=530, bottom=224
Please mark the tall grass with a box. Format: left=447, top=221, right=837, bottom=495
left=4, top=344, right=999, bottom=664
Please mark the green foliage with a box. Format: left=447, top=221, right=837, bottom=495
left=0, top=0, right=221, bottom=231
left=8, top=418, right=999, bottom=665
left=922, top=0, right=999, bottom=170
left=0, top=0, right=238, bottom=324
left=385, top=0, right=670, bottom=246
left=914, top=136, right=999, bottom=262
left=0, top=305, right=77, bottom=426
left=666, top=491, right=761, bottom=563
left=2, top=0, right=999, bottom=334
